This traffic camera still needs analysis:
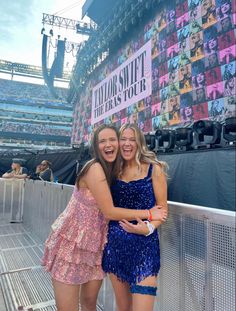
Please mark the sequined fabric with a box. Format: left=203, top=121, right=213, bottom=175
left=102, top=164, right=160, bottom=285
left=42, top=186, right=108, bottom=284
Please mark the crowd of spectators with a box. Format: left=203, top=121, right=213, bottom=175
left=0, top=79, right=69, bottom=108
left=0, top=78, right=73, bottom=145
left=0, top=121, right=71, bottom=137
left=0, top=109, right=72, bottom=123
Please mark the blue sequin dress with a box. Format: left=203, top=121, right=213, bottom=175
left=102, top=164, right=160, bottom=285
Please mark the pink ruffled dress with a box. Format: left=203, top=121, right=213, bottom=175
left=42, top=186, right=108, bottom=284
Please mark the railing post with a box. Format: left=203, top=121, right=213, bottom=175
left=3, top=180, right=6, bottom=218
left=204, top=220, right=214, bottom=311
left=180, top=214, right=185, bottom=311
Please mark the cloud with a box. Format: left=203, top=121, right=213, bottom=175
left=0, top=0, right=34, bottom=40
left=0, top=0, right=85, bottom=65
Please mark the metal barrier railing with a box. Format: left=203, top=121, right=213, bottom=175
left=22, top=180, right=73, bottom=242
left=0, top=178, right=24, bottom=222
left=0, top=179, right=235, bottom=311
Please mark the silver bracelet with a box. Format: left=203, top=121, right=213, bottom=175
left=144, top=220, right=155, bottom=236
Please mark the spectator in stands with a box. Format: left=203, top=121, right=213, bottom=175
left=2, top=159, right=28, bottom=179
left=36, top=160, right=54, bottom=182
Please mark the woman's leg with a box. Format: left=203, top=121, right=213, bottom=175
left=109, top=273, right=132, bottom=311
left=52, top=278, right=80, bottom=311
left=80, top=279, right=103, bottom=311
left=131, top=276, right=157, bottom=311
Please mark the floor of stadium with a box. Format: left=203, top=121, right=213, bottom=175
left=0, top=218, right=56, bottom=311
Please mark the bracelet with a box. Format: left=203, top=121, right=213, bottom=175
left=144, top=221, right=155, bottom=236
left=148, top=210, right=153, bottom=221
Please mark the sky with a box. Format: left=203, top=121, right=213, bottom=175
left=0, top=0, right=88, bottom=68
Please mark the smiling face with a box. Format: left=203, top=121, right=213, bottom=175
left=97, top=128, right=119, bottom=163
left=208, top=38, right=217, bottom=50
left=221, top=3, right=230, bottom=14
left=197, top=72, right=205, bottom=84
left=119, top=128, right=138, bottom=162
left=185, top=106, right=193, bottom=116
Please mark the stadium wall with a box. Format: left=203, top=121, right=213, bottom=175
left=71, top=0, right=236, bottom=144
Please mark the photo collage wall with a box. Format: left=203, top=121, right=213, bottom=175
left=72, top=0, right=236, bottom=144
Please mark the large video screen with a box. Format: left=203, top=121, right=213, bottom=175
left=72, top=0, right=236, bottom=144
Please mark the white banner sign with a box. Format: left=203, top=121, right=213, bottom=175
left=91, top=40, right=152, bottom=124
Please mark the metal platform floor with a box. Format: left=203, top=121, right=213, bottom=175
left=0, top=219, right=56, bottom=311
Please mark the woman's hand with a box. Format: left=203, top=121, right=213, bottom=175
left=151, top=205, right=168, bottom=222
left=119, top=218, right=150, bottom=235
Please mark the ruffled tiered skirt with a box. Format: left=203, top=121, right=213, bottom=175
left=42, top=188, right=107, bottom=284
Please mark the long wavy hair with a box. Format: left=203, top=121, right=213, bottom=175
left=119, top=123, right=168, bottom=176
left=76, top=124, right=120, bottom=188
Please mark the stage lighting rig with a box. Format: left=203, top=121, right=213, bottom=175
left=42, top=13, right=96, bottom=36
left=155, top=129, right=175, bottom=152
left=145, top=133, right=156, bottom=151
left=223, top=117, right=236, bottom=145
left=175, top=128, right=193, bottom=151
left=193, top=120, right=222, bottom=149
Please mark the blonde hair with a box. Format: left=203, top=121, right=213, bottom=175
left=119, top=123, right=168, bottom=175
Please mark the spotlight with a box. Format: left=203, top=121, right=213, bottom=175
left=193, top=120, right=222, bottom=148
left=175, top=128, right=193, bottom=151
left=145, top=133, right=156, bottom=151
left=155, top=129, right=175, bottom=152
left=49, top=29, right=54, bottom=36
left=223, top=117, right=236, bottom=144
left=41, top=27, right=45, bottom=34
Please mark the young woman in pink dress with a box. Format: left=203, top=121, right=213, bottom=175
left=42, top=124, right=167, bottom=311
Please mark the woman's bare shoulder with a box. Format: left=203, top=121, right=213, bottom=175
left=152, top=162, right=164, bottom=177
left=85, top=162, right=105, bottom=180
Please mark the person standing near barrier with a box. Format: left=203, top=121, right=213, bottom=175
left=2, top=158, right=28, bottom=179
left=102, top=124, right=168, bottom=311
left=42, top=124, right=167, bottom=311
left=35, top=160, right=54, bottom=182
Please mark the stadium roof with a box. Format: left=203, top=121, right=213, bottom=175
left=82, top=0, right=121, bottom=24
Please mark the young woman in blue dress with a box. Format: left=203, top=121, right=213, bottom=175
left=102, top=123, right=168, bottom=311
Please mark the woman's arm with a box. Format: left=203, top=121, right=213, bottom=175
left=13, top=174, right=28, bottom=179
left=148, top=163, right=168, bottom=229
left=2, top=172, right=14, bottom=178
left=84, top=162, right=166, bottom=221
